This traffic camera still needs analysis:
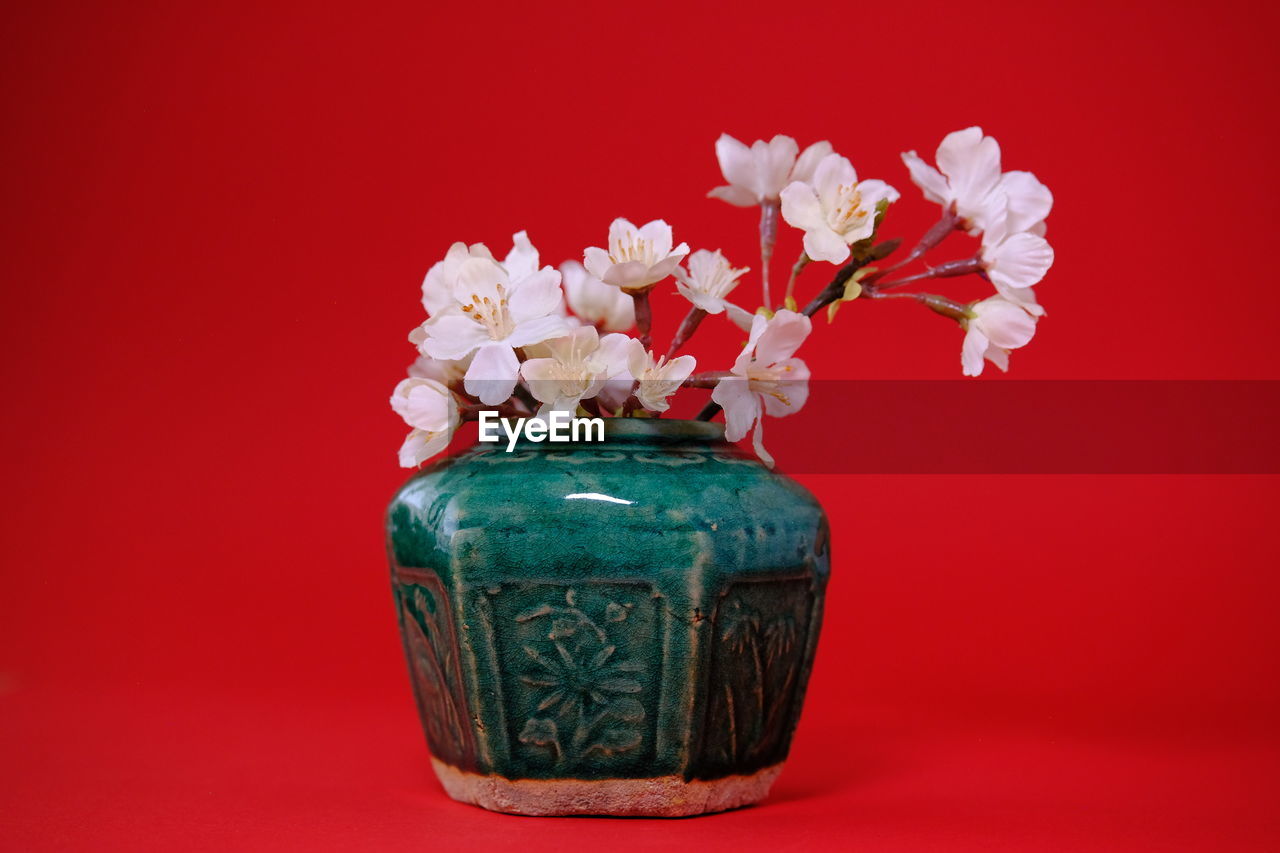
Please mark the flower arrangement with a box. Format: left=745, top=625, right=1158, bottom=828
left=391, top=127, right=1054, bottom=467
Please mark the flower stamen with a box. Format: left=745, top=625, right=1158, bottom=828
left=460, top=283, right=515, bottom=339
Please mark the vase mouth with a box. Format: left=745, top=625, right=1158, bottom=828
left=505, top=417, right=726, bottom=449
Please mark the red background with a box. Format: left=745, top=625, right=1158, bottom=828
left=3, top=0, right=1279, bottom=849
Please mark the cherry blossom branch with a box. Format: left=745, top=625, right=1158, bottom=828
left=631, top=290, right=654, bottom=349
left=759, top=201, right=779, bottom=308
left=871, top=256, right=983, bottom=291
left=799, top=237, right=901, bottom=318
left=783, top=251, right=810, bottom=310
left=861, top=206, right=960, bottom=284
left=666, top=306, right=708, bottom=359
left=694, top=397, right=721, bottom=422
left=861, top=288, right=970, bottom=321
left=694, top=238, right=903, bottom=422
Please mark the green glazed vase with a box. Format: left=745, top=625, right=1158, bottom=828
left=385, top=418, right=830, bottom=816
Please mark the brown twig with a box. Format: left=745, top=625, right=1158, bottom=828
left=631, top=289, right=653, bottom=349
left=665, top=306, right=708, bottom=359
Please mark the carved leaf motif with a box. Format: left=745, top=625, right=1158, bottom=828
left=587, top=727, right=642, bottom=756
left=518, top=717, right=560, bottom=758
left=697, top=577, right=817, bottom=779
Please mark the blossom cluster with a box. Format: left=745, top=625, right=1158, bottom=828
left=391, top=127, right=1055, bottom=468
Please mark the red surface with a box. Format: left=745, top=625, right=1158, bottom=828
left=3, top=1, right=1279, bottom=849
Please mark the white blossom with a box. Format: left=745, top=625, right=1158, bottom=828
left=979, top=193, right=1054, bottom=315
left=961, top=295, right=1038, bottom=377
left=583, top=218, right=689, bottom=292
left=415, top=257, right=567, bottom=405
left=901, top=127, right=1052, bottom=235
left=420, top=232, right=544, bottom=317
left=520, top=326, right=632, bottom=417
left=779, top=154, right=899, bottom=264
left=708, top=134, right=833, bottom=207
left=710, top=309, right=811, bottom=467
left=673, top=249, right=750, bottom=315
left=390, top=377, right=459, bottom=467
left=421, top=242, right=495, bottom=316
left=626, top=342, right=696, bottom=413
left=560, top=260, right=634, bottom=332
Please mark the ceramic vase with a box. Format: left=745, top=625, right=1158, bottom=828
left=386, top=418, right=829, bottom=816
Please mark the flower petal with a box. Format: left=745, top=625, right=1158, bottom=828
left=519, top=357, right=560, bottom=403
left=508, top=267, right=563, bottom=323
left=779, top=182, right=825, bottom=231
left=997, top=170, right=1053, bottom=234
left=710, top=378, right=759, bottom=442
left=464, top=343, right=521, bottom=405
left=646, top=254, right=684, bottom=285
left=637, top=219, right=675, bottom=259
left=986, top=233, right=1054, bottom=291
left=723, top=302, right=756, bottom=332
left=812, top=153, right=858, bottom=211
left=677, top=283, right=725, bottom=314
left=708, top=184, right=759, bottom=207
left=974, top=297, right=1037, bottom=349
left=961, top=327, right=989, bottom=377
left=391, top=377, right=454, bottom=432
left=504, top=230, right=540, bottom=283
left=936, top=127, right=1001, bottom=221
left=452, top=257, right=508, bottom=306
left=595, top=332, right=633, bottom=377
left=757, top=135, right=800, bottom=199
left=791, top=140, right=834, bottom=184
left=714, top=134, right=758, bottom=198
left=420, top=314, right=488, bottom=360
left=664, top=354, right=696, bottom=384
left=505, top=313, right=569, bottom=349
left=803, top=226, right=851, bottom=264
left=753, top=309, right=812, bottom=365
left=760, top=358, right=810, bottom=417
left=601, top=260, right=657, bottom=290
left=856, top=178, right=901, bottom=208
left=398, top=428, right=449, bottom=468
left=900, top=150, right=949, bottom=206
left=608, top=217, right=639, bottom=249
left=583, top=246, right=613, bottom=282
left=751, top=415, right=774, bottom=469
left=998, top=283, right=1046, bottom=317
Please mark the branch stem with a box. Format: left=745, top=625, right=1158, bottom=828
left=864, top=206, right=960, bottom=282
left=759, top=201, right=779, bottom=308
left=631, top=289, right=653, bottom=349
left=784, top=251, right=810, bottom=310
left=665, top=306, right=707, bottom=359
left=873, top=256, right=983, bottom=291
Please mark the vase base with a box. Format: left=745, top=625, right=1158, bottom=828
left=430, top=758, right=783, bottom=817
